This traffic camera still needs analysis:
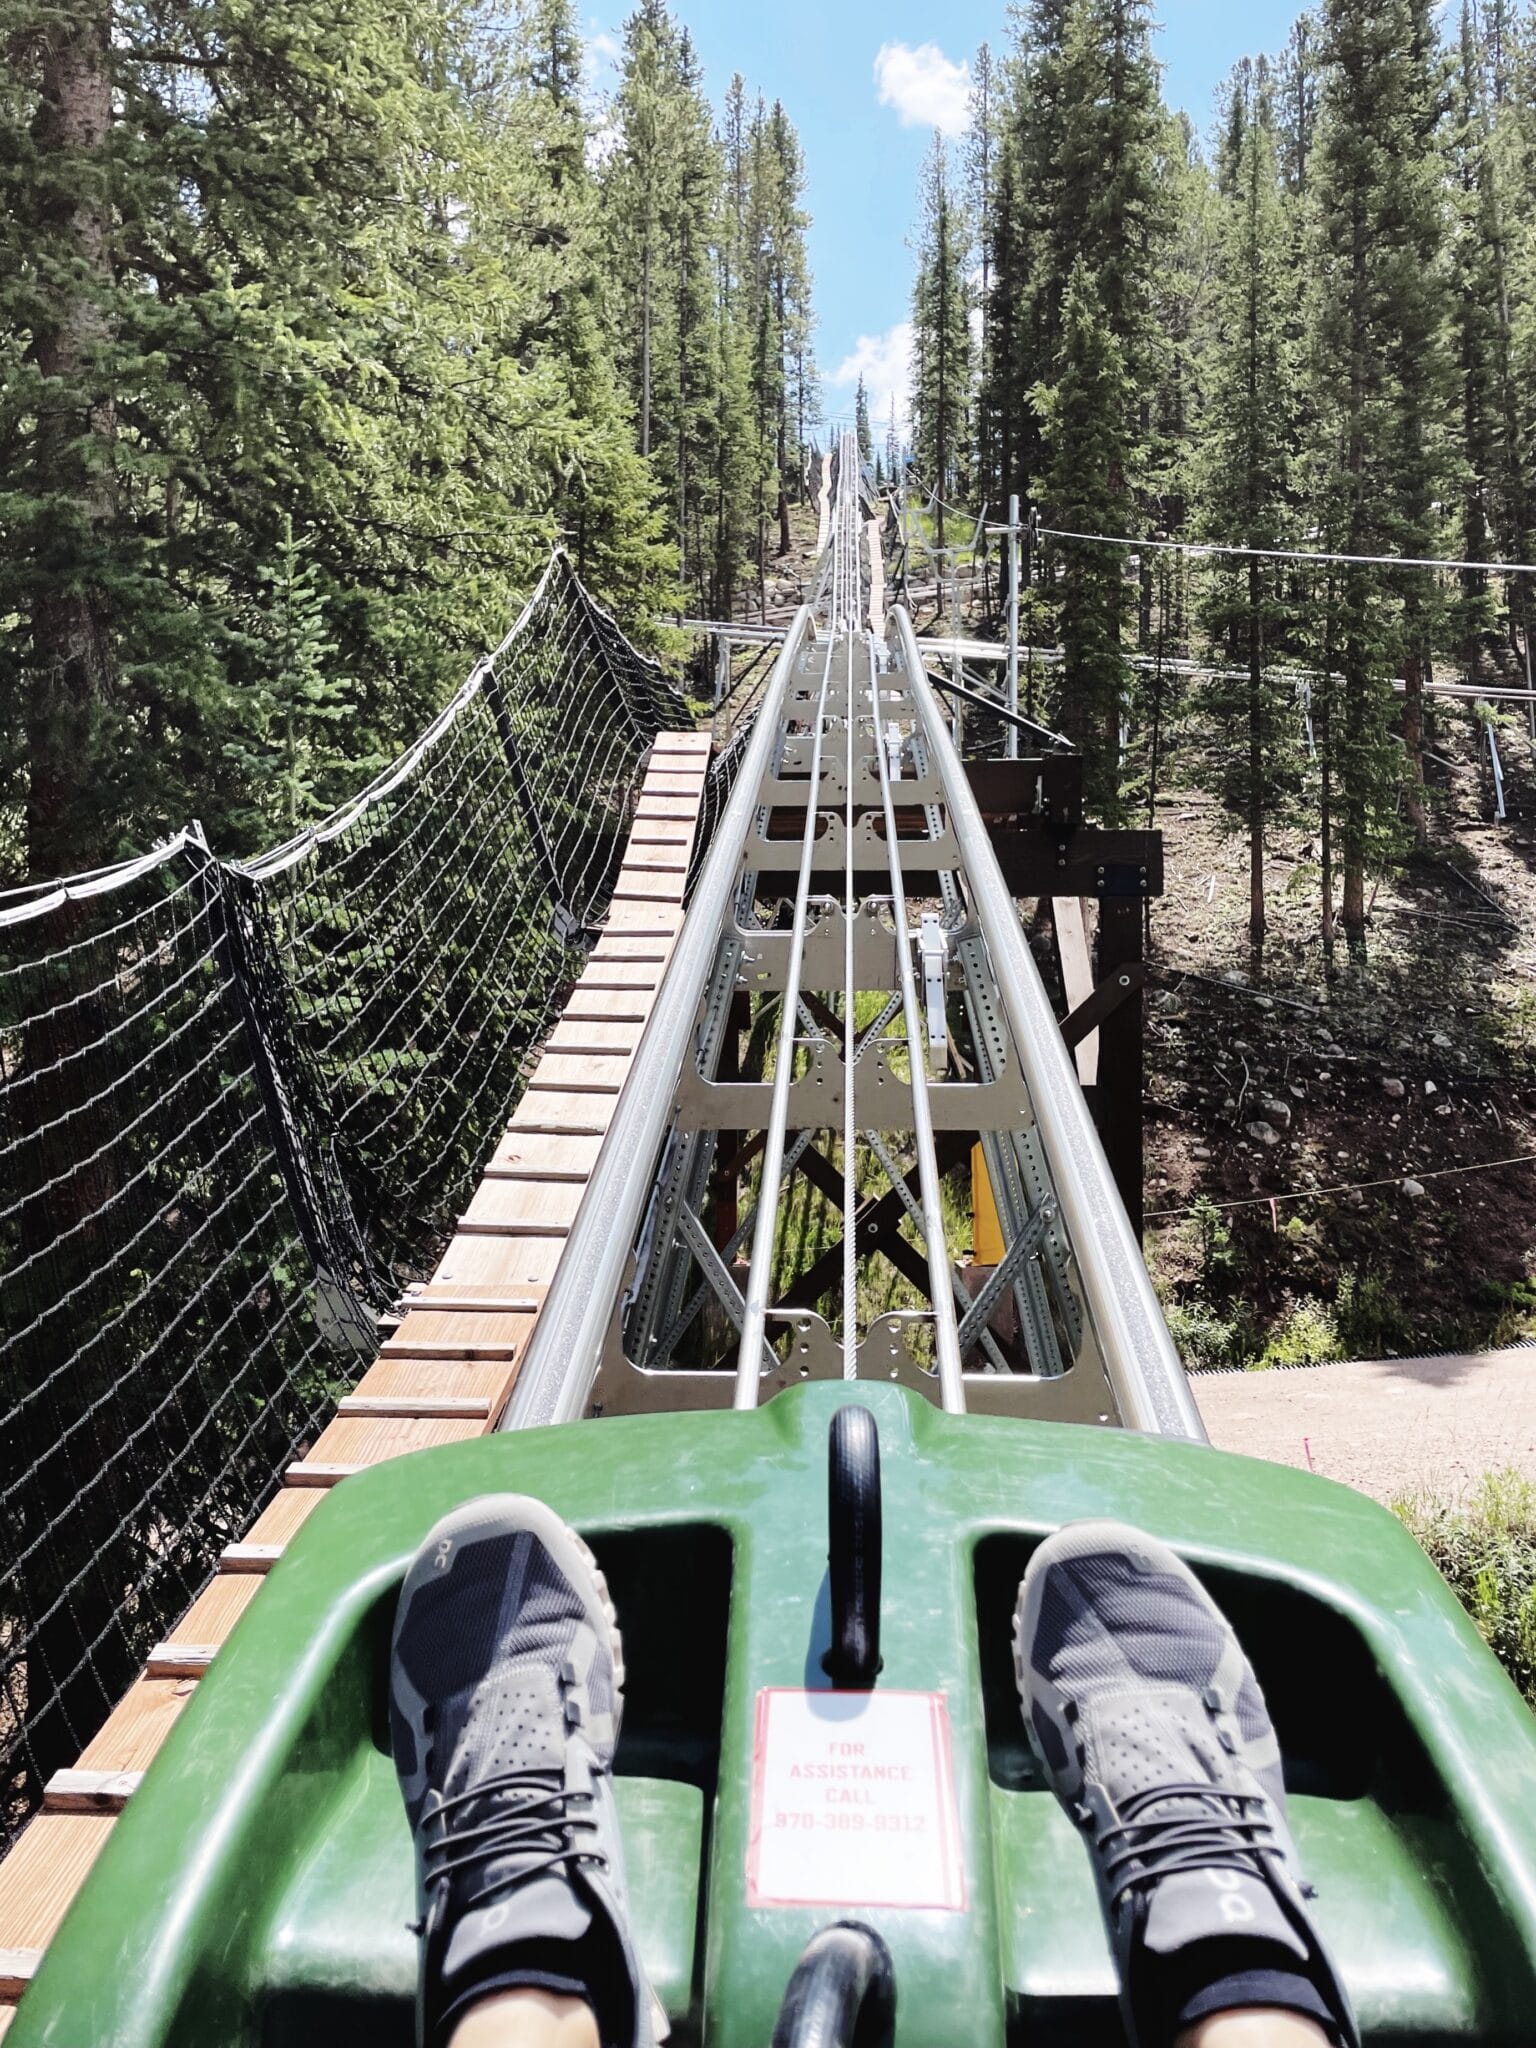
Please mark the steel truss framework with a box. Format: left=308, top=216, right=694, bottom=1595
left=505, top=439, right=1204, bottom=1441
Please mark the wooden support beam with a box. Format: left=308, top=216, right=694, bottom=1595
left=43, top=1770, right=142, bottom=1815
left=1060, top=962, right=1148, bottom=1052
left=1052, top=898, right=1098, bottom=1086
left=220, top=1544, right=283, bottom=1574
left=1095, top=898, right=1147, bottom=1235
left=145, top=1644, right=219, bottom=1679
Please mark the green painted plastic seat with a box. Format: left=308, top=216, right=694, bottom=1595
left=13, top=1382, right=1536, bottom=2047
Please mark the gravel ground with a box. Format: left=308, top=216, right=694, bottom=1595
left=1194, top=1348, right=1536, bottom=1504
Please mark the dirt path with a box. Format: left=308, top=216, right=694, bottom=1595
left=1194, top=1347, right=1536, bottom=1503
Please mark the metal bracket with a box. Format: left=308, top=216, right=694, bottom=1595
left=917, top=914, right=948, bottom=1052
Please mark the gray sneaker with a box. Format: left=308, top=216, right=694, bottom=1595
left=1014, top=1520, right=1358, bottom=2048
left=389, top=1494, right=660, bottom=2048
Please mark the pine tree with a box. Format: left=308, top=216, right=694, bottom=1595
left=1274, top=13, right=1321, bottom=195
left=967, top=42, right=1002, bottom=497
left=1039, top=259, right=1131, bottom=812
left=980, top=118, right=1027, bottom=511
left=1199, top=66, right=1298, bottom=958
left=1448, top=0, right=1531, bottom=680
left=223, top=519, right=360, bottom=836
left=855, top=377, right=874, bottom=466
left=1308, top=0, right=1454, bottom=934
left=602, top=24, right=811, bottom=616
left=9, top=0, right=121, bottom=878
left=910, top=133, right=971, bottom=550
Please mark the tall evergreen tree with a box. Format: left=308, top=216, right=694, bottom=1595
left=1199, top=66, right=1298, bottom=957
left=910, top=133, right=971, bottom=549
left=855, top=377, right=874, bottom=466
left=1040, top=259, right=1131, bottom=811
left=602, top=22, right=811, bottom=615
left=1307, top=0, right=1453, bottom=933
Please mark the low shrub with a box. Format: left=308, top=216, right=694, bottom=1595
left=1394, top=1470, right=1536, bottom=1708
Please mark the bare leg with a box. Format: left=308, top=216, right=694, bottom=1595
left=1178, top=2006, right=1333, bottom=2046
left=448, top=1989, right=600, bottom=2048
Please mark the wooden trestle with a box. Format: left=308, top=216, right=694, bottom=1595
left=0, top=729, right=715, bottom=2035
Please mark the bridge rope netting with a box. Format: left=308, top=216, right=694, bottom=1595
left=0, top=549, right=691, bottom=1851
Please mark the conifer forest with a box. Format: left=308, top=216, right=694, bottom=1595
left=906, top=0, right=1536, bottom=962
left=0, top=0, right=812, bottom=881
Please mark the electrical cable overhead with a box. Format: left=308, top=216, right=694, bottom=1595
left=1039, top=525, right=1536, bottom=577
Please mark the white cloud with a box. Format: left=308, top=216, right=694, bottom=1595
left=585, top=27, right=620, bottom=77
left=826, top=322, right=914, bottom=446
left=873, top=42, right=971, bottom=138
left=582, top=23, right=622, bottom=167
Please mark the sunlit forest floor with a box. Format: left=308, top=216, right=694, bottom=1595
left=1142, top=715, right=1536, bottom=1369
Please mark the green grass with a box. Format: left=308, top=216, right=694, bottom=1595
left=1394, top=1470, right=1536, bottom=1708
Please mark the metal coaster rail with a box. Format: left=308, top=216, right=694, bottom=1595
left=504, top=433, right=1203, bottom=1438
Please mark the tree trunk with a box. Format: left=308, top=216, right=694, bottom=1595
left=25, top=1, right=118, bottom=882
left=1401, top=630, right=1428, bottom=842
left=776, top=415, right=791, bottom=557
left=640, top=233, right=652, bottom=460
left=1341, top=626, right=1368, bottom=945
left=1248, top=557, right=1266, bottom=960
left=1318, top=590, right=1336, bottom=963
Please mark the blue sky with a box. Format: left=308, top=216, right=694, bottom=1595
left=586, top=2, right=1300, bottom=437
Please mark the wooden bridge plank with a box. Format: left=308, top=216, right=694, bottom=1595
left=0, top=1817, right=115, bottom=1964
left=576, top=960, right=663, bottom=985
left=488, top=1129, right=605, bottom=1176
left=177, top=1573, right=263, bottom=1646
left=526, top=1054, right=631, bottom=1092
left=246, top=1488, right=325, bottom=1547
left=545, top=1020, right=644, bottom=1053
left=633, top=796, right=701, bottom=820
left=463, top=1179, right=585, bottom=1232
left=76, top=1680, right=196, bottom=1774
left=433, top=1234, right=568, bottom=1288
left=557, top=994, right=651, bottom=1024
left=338, top=1393, right=491, bottom=1420
left=507, top=1094, right=615, bottom=1136
left=613, top=880, right=687, bottom=905
left=350, top=1358, right=513, bottom=1405
left=384, top=1307, right=529, bottom=1358
left=644, top=774, right=708, bottom=795
left=306, top=1415, right=485, bottom=1468
left=600, top=909, right=682, bottom=936
left=43, top=1770, right=143, bottom=1816
left=621, top=855, right=690, bottom=877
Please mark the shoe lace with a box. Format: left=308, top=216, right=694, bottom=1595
left=1097, top=1780, right=1282, bottom=1906
left=422, top=1768, right=605, bottom=1913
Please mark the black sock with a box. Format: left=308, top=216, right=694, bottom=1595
left=1144, top=1936, right=1341, bottom=2046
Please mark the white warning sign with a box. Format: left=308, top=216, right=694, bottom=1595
left=746, top=1688, right=966, bottom=1911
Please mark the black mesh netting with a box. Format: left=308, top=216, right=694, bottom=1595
left=0, top=550, right=690, bottom=1847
